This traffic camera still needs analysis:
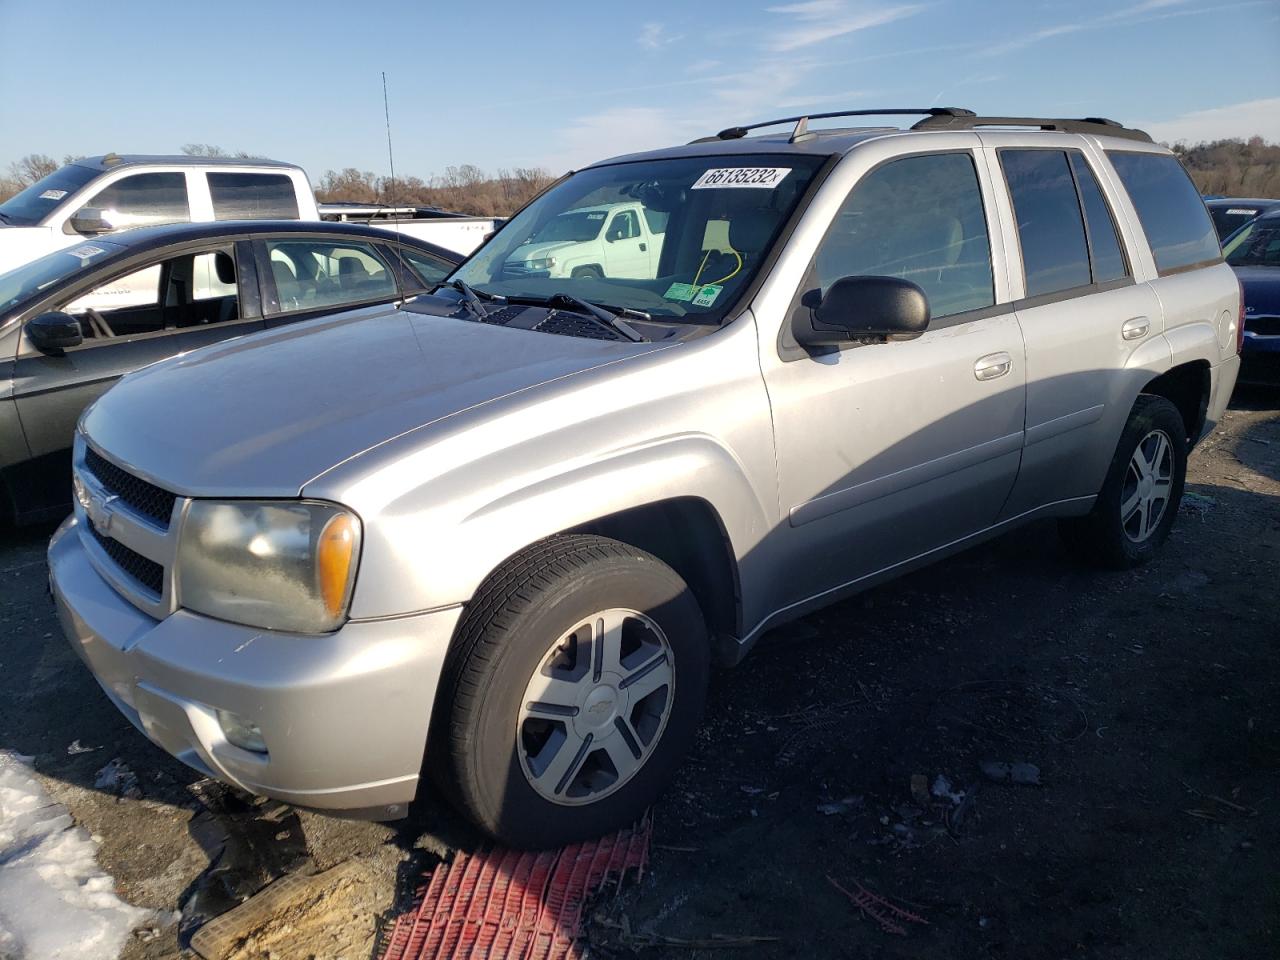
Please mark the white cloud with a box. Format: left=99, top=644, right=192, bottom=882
left=1140, top=98, right=1280, bottom=145
left=540, top=107, right=704, bottom=172
left=764, top=1, right=925, bottom=52
left=638, top=22, right=682, bottom=50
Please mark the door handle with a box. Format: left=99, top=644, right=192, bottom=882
left=974, top=352, right=1012, bottom=381
left=1121, top=316, right=1150, bottom=340
left=639, top=242, right=647, bottom=251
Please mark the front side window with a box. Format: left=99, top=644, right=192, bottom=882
left=452, top=153, right=825, bottom=323
left=208, top=172, right=300, bottom=220
left=80, top=172, right=190, bottom=230
left=1107, top=152, right=1220, bottom=274
left=812, top=152, right=995, bottom=319
left=58, top=245, right=239, bottom=340
left=265, top=239, right=398, bottom=314
left=1001, top=150, right=1092, bottom=298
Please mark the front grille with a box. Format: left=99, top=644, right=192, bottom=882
left=534, top=311, right=624, bottom=341
left=84, top=447, right=177, bottom=528
left=88, top=524, right=164, bottom=596
left=1246, top=315, right=1280, bottom=337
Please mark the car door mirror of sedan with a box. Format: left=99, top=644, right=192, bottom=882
left=66, top=208, right=113, bottom=236
left=26, top=312, right=84, bottom=354
left=795, top=275, right=931, bottom=348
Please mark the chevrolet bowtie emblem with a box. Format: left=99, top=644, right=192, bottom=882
left=87, top=492, right=120, bottom=534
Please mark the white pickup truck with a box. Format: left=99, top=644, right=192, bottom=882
left=500, top=201, right=667, bottom=280
left=0, top=155, right=496, bottom=275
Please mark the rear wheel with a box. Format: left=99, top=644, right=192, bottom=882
left=1060, top=395, right=1188, bottom=568
left=433, top=535, right=709, bottom=847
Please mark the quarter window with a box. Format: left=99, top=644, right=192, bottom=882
left=265, top=239, right=398, bottom=314
left=80, top=173, right=190, bottom=230
left=812, top=152, right=995, bottom=319
left=398, top=247, right=452, bottom=289
left=1107, top=152, right=1220, bottom=274
left=208, top=172, right=300, bottom=220
left=1000, top=150, right=1091, bottom=297
left=1069, top=154, right=1128, bottom=284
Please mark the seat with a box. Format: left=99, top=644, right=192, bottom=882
left=271, top=259, right=303, bottom=307
left=337, top=256, right=371, bottom=292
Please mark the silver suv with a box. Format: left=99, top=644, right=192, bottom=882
left=50, top=109, right=1241, bottom=847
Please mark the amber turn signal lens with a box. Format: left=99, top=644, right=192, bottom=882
left=317, top=512, right=358, bottom=619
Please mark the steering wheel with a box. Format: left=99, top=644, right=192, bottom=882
left=85, top=307, right=116, bottom=339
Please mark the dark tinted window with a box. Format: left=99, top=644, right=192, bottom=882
left=1001, top=150, right=1091, bottom=297
left=1069, top=154, right=1128, bottom=284
left=813, top=152, right=994, bottom=319
left=84, top=173, right=190, bottom=229
left=208, top=173, right=300, bottom=219
left=399, top=246, right=452, bottom=288
left=1108, top=152, right=1220, bottom=274
left=1209, top=204, right=1264, bottom=240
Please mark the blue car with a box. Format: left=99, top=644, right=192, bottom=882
left=1224, top=209, right=1280, bottom=380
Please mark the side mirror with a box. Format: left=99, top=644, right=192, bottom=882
left=26, top=312, right=83, bottom=354
left=796, top=276, right=930, bottom=348
left=67, top=207, right=113, bottom=236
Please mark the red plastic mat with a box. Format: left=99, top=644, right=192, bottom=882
left=380, top=816, right=651, bottom=960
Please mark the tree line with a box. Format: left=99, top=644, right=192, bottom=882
left=2, top=139, right=1278, bottom=215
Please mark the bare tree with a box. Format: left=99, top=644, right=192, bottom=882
left=11, top=154, right=59, bottom=186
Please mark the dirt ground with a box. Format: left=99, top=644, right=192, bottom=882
left=1, top=390, right=1276, bottom=960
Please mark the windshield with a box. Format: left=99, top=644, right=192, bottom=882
left=0, top=165, right=99, bottom=226
left=0, top=240, right=122, bottom=313
left=1223, top=219, right=1280, bottom=267
left=451, top=154, right=825, bottom=322
left=530, top=211, right=607, bottom=243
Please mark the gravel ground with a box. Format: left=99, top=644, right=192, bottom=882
left=1, top=390, right=1275, bottom=960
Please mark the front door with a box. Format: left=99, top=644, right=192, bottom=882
left=602, top=209, right=650, bottom=278
left=12, top=243, right=263, bottom=488
left=759, top=149, right=1026, bottom=609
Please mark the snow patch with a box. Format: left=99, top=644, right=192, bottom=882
left=0, top=751, right=152, bottom=959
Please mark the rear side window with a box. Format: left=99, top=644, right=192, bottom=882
left=208, top=173, right=300, bottom=220
left=264, top=238, right=397, bottom=314
left=1107, top=152, right=1220, bottom=274
left=1069, top=154, right=1128, bottom=284
left=812, top=152, right=995, bottom=319
left=1000, top=150, right=1092, bottom=297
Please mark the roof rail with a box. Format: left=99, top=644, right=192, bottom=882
left=911, top=114, right=1153, bottom=142
left=690, top=107, right=975, bottom=144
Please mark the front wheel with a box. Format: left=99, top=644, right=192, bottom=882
left=1059, top=394, right=1188, bottom=568
left=433, top=535, right=709, bottom=848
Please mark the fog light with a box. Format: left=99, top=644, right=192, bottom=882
left=216, top=709, right=267, bottom=753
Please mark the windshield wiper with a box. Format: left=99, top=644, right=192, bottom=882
left=445, top=278, right=501, bottom=319
left=510, top=292, right=648, bottom=342
left=0, top=211, right=11, bottom=224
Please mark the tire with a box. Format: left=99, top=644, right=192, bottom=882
left=433, top=534, right=709, bottom=848
left=1059, top=394, right=1188, bottom=569
left=571, top=265, right=603, bottom=280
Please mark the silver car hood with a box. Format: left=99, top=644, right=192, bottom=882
left=81, top=306, right=664, bottom=498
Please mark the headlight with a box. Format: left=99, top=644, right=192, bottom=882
left=527, top=257, right=556, bottom=270
left=176, top=501, right=361, bottom=633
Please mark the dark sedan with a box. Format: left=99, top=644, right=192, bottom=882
left=1223, top=209, right=1280, bottom=382
left=0, top=220, right=459, bottom=524
left=1206, top=197, right=1280, bottom=241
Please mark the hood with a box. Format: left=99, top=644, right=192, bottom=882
left=1234, top=264, right=1280, bottom=318
left=81, top=306, right=663, bottom=498
left=508, top=240, right=580, bottom=262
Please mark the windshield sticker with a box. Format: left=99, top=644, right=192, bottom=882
left=691, top=167, right=792, bottom=190
left=1226, top=208, right=1258, bottom=215
left=39, top=189, right=69, bottom=201
left=587, top=212, right=606, bottom=220
left=692, top=283, right=723, bottom=307
left=66, top=244, right=108, bottom=261
left=664, top=282, right=698, bottom=302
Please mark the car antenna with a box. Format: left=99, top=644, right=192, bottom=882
left=382, top=71, right=402, bottom=231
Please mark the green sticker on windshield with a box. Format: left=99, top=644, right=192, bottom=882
left=664, top=281, right=697, bottom=302
left=692, top=283, right=723, bottom=307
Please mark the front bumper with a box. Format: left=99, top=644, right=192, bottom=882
left=49, top=516, right=462, bottom=818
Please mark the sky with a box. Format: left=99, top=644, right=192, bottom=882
left=1, top=0, right=1277, bottom=185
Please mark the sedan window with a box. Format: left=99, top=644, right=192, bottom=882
left=264, top=239, right=398, bottom=314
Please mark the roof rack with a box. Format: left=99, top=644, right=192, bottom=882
left=691, top=107, right=976, bottom=144
left=911, top=114, right=1153, bottom=142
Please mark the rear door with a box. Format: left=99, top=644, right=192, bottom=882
left=989, top=142, right=1164, bottom=518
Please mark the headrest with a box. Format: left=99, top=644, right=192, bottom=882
left=271, top=259, right=296, bottom=282
left=338, top=256, right=369, bottom=277
left=214, top=252, right=236, bottom=285
left=729, top=209, right=776, bottom=254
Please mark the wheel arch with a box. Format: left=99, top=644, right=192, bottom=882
left=1139, top=360, right=1210, bottom=445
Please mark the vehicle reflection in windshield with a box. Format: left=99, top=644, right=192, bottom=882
left=450, top=155, right=825, bottom=327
